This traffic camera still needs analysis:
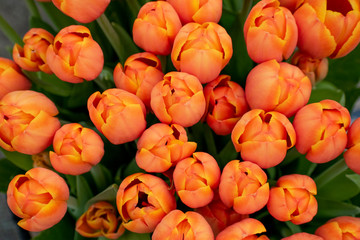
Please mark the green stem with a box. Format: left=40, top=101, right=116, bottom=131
left=239, top=0, right=253, bottom=25
left=125, top=0, right=141, bottom=19
left=314, top=158, right=348, bottom=189
left=204, top=124, right=218, bottom=157
left=0, top=15, right=22, bottom=45
left=25, top=0, right=41, bottom=18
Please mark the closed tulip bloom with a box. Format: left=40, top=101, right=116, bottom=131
left=231, top=109, right=296, bottom=169
left=204, top=75, right=249, bottom=135
left=167, top=0, right=222, bottom=24
left=0, top=57, right=31, bottom=99
left=216, top=218, right=269, bottom=240
left=0, top=90, right=60, bottom=155
left=344, top=118, right=360, bottom=174
left=136, top=123, right=197, bottom=173
left=315, top=216, right=360, bottom=239
left=7, top=167, right=69, bottom=231
left=116, top=173, right=176, bottom=233
left=294, top=0, right=360, bottom=59
left=267, top=174, right=318, bottom=225
left=76, top=201, right=125, bottom=239
left=219, top=160, right=269, bottom=215
left=52, top=0, right=110, bottom=23
left=113, top=52, right=164, bottom=108
left=243, top=0, right=298, bottom=63
left=282, top=232, right=324, bottom=240
left=152, top=209, right=214, bottom=240
left=13, top=28, right=54, bottom=74
left=87, top=88, right=146, bottom=145
left=151, top=71, right=206, bottom=127
left=47, top=25, right=104, bottom=83
left=171, top=22, right=233, bottom=84
left=49, top=123, right=104, bottom=175
left=133, top=1, right=182, bottom=55
left=245, top=60, right=312, bottom=117
left=293, top=99, right=351, bottom=163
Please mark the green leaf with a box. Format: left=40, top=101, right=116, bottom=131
left=317, top=197, right=360, bottom=218
left=84, top=184, right=119, bottom=211
left=76, top=175, right=94, bottom=215
left=116, top=230, right=151, bottom=240
left=65, top=81, right=96, bottom=109
left=309, top=81, right=346, bottom=105
left=122, top=158, right=145, bottom=178
left=90, top=164, right=113, bottom=192
left=32, top=213, right=75, bottom=240
left=111, top=22, right=140, bottom=60
left=30, top=16, right=56, bottom=35
left=1, top=148, right=33, bottom=171
left=0, top=158, right=23, bottom=192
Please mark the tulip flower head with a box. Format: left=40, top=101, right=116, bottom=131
left=7, top=167, right=69, bottom=232
left=113, top=52, right=164, bottom=108
left=76, top=201, right=125, bottom=239
left=171, top=22, right=233, bottom=84
left=293, top=99, right=351, bottom=163
left=245, top=60, right=312, bottom=117
left=267, top=174, right=318, bottom=225
left=216, top=218, right=269, bottom=240
left=133, top=1, right=182, bottom=55
left=231, top=109, right=296, bottom=169
left=116, top=173, right=176, bottom=233
left=49, top=123, right=105, bottom=175
left=282, top=232, right=324, bottom=240
left=150, top=71, right=206, bottom=127
left=204, top=75, right=249, bottom=135
left=13, top=28, right=54, bottom=74
left=0, top=90, right=61, bottom=155
left=47, top=25, right=104, bottom=83
left=315, top=216, right=360, bottom=239
left=344, top=117, right=360, bottom=175
left=152, top=209, right=215, bottom=240
left=87, top=88, right=147, bottom=145
left=243, top=0, right=298, bottom=63
left=0, top=57, right=31, bottom=99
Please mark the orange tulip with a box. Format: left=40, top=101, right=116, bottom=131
left=171, top=22, right=233, bottom=84
left=113, top=52, right=164, bottom=108
left=0, top=57, right=31, bottom=99
left=245, top=60, right=312, bottom=117
left=136, top=123, right=197, bottom=173
left=282, top=232, right=324, bottom=240
left=167, top=0, right=222, bottom=24
left=293, top=99, right=351, bottom=163
left=267, top=174, right=318, bottom=225
left=76, top=201, right=125, bottom=239
left=49, top=123, right=104, bottom=175
left=52, top=0, right=110, bottom=23
left=204, top=75, right=249, bottom=135
left=344, top=118, right=360, bottom=174
left=243, top=0, right=298, bottom=63
left=216, top=218, right=269, bottom=240
left=13, top=28, right=54, bottom=74
left=0, top=90, right=60, bottom=155
left=133, top=1, right=182, bottom=55
left=87, top=88, right=147, bottom=145
left=152, top=209, right=215, bottom=240
left=315, top=216, right=360, bottom=239
left=294, top=0, right=360, bottom=59
left=46, top=25, right=104, bottom=83
left=150, top=71, right=206, bottom=127
left=7, top=167, right=69, bottom=232
left=231, top=109, right=296, bottom=169
left=173, top=152, right=221, bottom=208
left=116, top=173, right=176, bottom=233
left=219, top=160, right=269, bottom=215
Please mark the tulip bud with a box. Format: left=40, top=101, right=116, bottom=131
left=344, top=118, right=360, bottom=174
left=52, top=0, right=110, bottom=23
left=150, top=71, right=206, bottom=127
left=87, top=88, right=147, bottom=145
left=231, top=109, right=296, bottom=169
left=315, top=216, right=360, bottom=239
left=76, top=201, right=125, bottom=239
left=113, top=52, right=164, bottom=108
left=47, top=25, right=104, bottom=83
left=267, top=174, right=318, bottom=225
left=7, top=167, right=69, bottom=232
left=0, top=57, right=31, bottom=99
left=49, top=123, right=105, bottom=175
left=243, top=0, right=298, bottom=63
left=152, top=209, right=215, bottom=240
left=171, top=22, right=233, bottom=84
left=204, top=75, right=249, bottom=135
left=293, top=99, right=351, bottom=163
left=116, top=173, right=176, bottom=233
left=216, top=218, right=269, bottom=240
left=245, top=60, right=312, bottom=117
left=0, top=90, right=61, bottom=155
left=133, top=1, right=182, bottom=55
left=282, top=232, right=324, bottom=240
left=173, top=152, right=221, bottom=208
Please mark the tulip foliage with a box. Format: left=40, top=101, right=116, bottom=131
left=1, top=0, right=360, bottom=239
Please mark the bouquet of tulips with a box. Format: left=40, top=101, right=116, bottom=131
left=1, top=0, right=360, bottom=239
